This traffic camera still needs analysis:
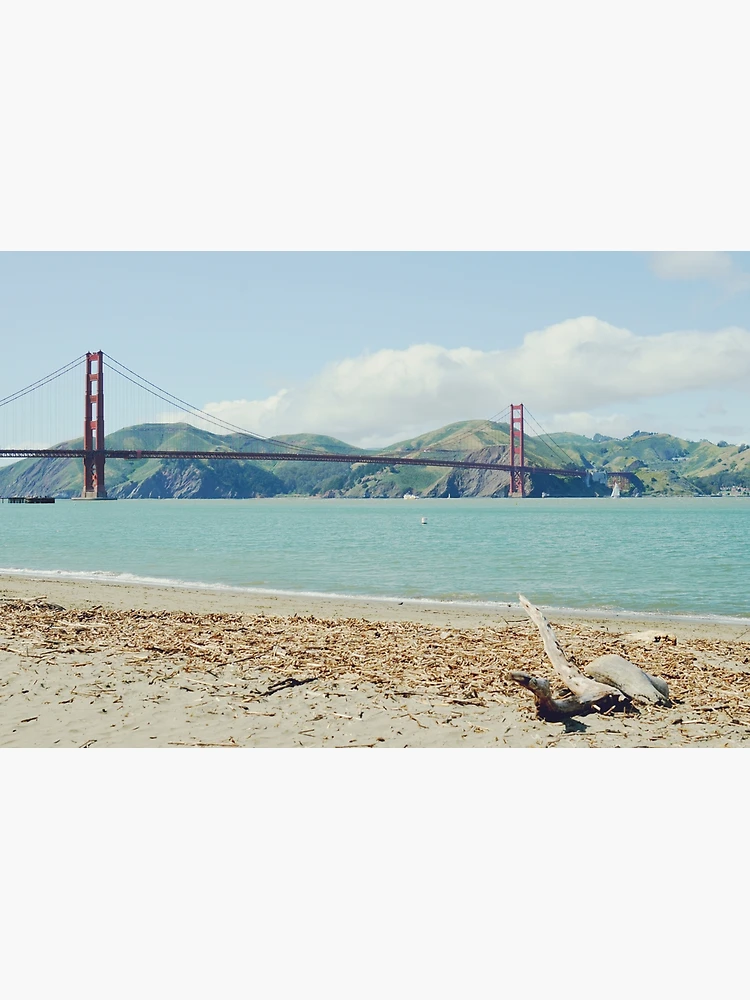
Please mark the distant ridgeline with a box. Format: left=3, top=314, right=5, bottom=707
left=0, top=420, right=746, bottom=499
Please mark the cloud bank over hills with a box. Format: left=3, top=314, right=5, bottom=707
left=202, top=316, right=750, bottom=447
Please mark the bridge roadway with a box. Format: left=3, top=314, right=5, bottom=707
left=0, top=448, right=638, bottom=480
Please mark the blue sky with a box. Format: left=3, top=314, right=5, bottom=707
left=3, top=251, right=750, bottom=447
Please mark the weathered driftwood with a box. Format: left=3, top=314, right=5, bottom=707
left=509, top=671, right=625, bottom=721
left=518, top=594, right=622, bottom=701
left=643, top=673, right=670, bottom=700
left=585, top=653, right=668, bottom=705
left=618, top=630, right=677, bottom=646
left=512, top=595, right=668, bottom=720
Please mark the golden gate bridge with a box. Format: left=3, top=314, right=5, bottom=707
left=0, top=351, right=636, bottom=499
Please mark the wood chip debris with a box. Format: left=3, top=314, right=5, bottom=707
left=2, top=597, right=750, bottom=742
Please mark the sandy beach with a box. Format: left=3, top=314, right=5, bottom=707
left=2, top=571, right=750, bottom=747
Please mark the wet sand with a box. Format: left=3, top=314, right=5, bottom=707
left=2, top=572, right=750, bottom=747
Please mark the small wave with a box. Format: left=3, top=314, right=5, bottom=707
left=2, top=564, right=750, bottom=625
left=0, top=564, right=519, bottom=609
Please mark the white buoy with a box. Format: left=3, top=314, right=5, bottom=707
left=421, top=517, right=427, bottom=524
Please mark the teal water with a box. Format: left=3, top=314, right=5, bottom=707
left=1, top=497, right=748, bottom=620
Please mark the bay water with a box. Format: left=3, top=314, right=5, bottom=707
left=1, top=497, right=748, bottom=620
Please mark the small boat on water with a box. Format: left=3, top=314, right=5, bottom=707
left=403, top=493, right=418, bottom=500
left=421, top=517, right=427, bottom=524
left=610, top=482, right=621, bottom=499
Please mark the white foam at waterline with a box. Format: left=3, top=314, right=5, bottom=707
left=2, top=565, right=750, bottom=625
left=0, top=564, right=517, bottom=607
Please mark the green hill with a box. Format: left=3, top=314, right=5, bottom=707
left=383, top=420, right=512, bottom=455
left=1, top=420, right=745, bottom=499
left=542, top=429, right=749, bottom=494
left=0, top=424, right=289, bottom=499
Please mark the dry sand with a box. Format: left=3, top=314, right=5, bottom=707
left=2, top=572, right=750, bottom=748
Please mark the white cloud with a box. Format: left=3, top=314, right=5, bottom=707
left=203, top=389, right=289, bottom=430
left=534, top=411, right=635, bottom=439
left=649, top=252, right=750, bottom=293
left=202, top=317, right=750, bottom=446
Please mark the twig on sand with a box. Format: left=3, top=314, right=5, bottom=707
left=262, top=676, right=319, bottom=697
left=168, top=739, right=240, bottom=747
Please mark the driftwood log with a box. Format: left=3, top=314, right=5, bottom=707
left=510, top=595, right=670, bottom=721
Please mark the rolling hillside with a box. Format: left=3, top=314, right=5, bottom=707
left=0, top=421, right=745, bottom=499
left=0, top=424, right=287, bottom=499
left=544, top=429, right=747, bottom=494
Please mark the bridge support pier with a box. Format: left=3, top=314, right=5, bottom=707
left=509, top=403, right=525, bottom=498
left=81, top=351, right=107, bottom=499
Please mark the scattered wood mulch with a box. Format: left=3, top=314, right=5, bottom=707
left=3, top=598, right=750, bottom=730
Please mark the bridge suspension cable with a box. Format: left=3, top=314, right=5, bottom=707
left=0, top=355, right=86, bottom=455
left=0, top=355, right=86, bottom=409
left=523, top=407, right=579, bottom=470
left=103, top=353, right=315, bottom=455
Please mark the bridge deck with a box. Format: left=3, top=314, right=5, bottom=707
left=0, top=448, right=639, bottom=480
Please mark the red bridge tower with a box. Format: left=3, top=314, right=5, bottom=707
left=82, top=351, right=107, bottom=499
left=509, top=403, right=525, bottom=498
